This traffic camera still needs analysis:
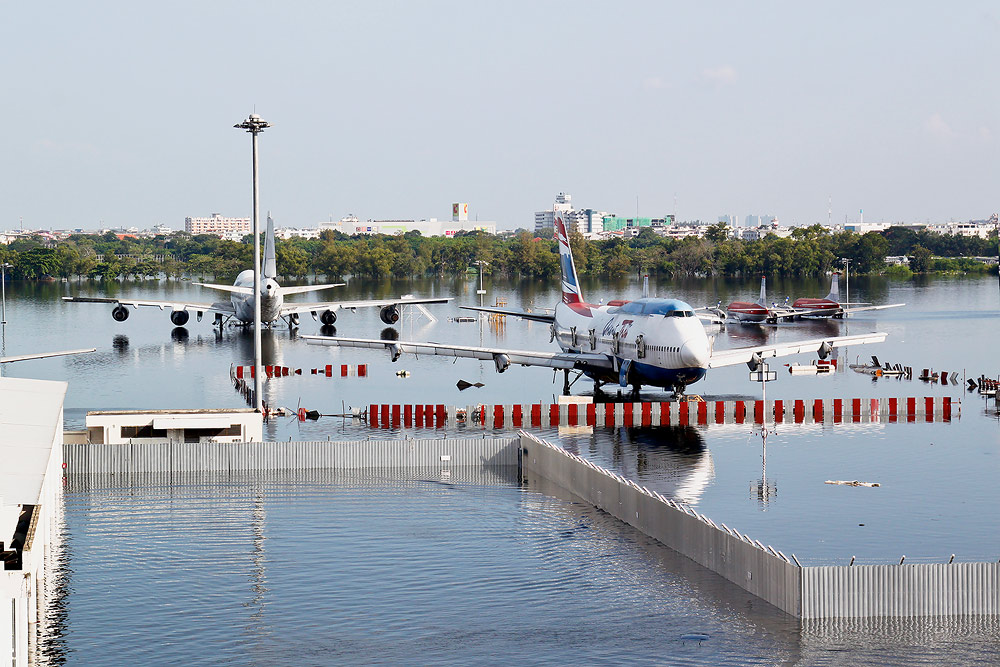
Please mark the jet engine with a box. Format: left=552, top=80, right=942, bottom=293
left=112, top=305, right=130, bottom=322
left=170, top=310, right=190, bottom=326
left=320, top=309, right=337, bottom=326
left=493, top=353, right=511, bottom=373
left=380, top=305, right=399, bottom=325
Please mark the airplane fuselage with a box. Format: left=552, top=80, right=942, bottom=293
left=231, top=269, right=283, bottom=323
left=552, top=297, right=710, bottom=390
left=726, top=301, right=769, bottom=323
left=790, top=298, right=841, bottom=318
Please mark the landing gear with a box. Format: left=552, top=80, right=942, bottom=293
left=669, top=384, right=687, bottom=401
left=562, top=369, right=571, bottom=395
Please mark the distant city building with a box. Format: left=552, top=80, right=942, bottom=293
left=351, top=218, right=496, bottom=237
left=185, top=213, right=251, bottom=238
left=718, top=214, right=739, bottom=226
left=601, top=216, right=675, bottom=233
left=534, top=193, right=575, bottom=232
left=452, top=203, right=469, bottom=221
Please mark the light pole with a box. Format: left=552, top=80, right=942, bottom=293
left=473, top=260, right=488, bottom=309
left=841, top=258, right=851, bottom=317
left=234, top=114, right=271, bottom=413
left=1, top=262, right=10, bottom=326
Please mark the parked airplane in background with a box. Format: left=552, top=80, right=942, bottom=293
left=771, top=273, right=904, bottom=322
left=725, top=277, right=770, bottom=323
left=724, top=275, right=904, bottom=324
left=304, top=216, right=888, bottom=396
left=63, top=218, right=450, bottom=329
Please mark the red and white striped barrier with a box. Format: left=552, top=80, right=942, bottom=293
left=233, top=364, right=302, bottom=379
left=368, top=396, right=960, bottom=429
left=232, top=364, right=367, bottom=378
left=311, top=364, right=368, bottom=377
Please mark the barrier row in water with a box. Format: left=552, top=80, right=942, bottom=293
left=233, top=363, right=368, bottom=378
left=368, top=396, right=960, bottom=429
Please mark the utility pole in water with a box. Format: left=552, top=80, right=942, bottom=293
left=234, top=113, right=271, bottom=413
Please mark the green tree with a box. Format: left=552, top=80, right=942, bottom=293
left=908, top=245, right=932, bottom=273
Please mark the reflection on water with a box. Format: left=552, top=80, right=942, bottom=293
left=560, top=425, right=716, bottom=506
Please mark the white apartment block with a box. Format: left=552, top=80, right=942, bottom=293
left=185, top=213, right=251, bottom=238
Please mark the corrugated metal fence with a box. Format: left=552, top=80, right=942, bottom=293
left=519, top=431, right=1000, bottom=620
left=801, top=563, right=1000, bottom=619
left=519, top=431, right=802, bottom=616
left=64, top=437, right=519, bottom=474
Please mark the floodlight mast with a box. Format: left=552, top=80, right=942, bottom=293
left=234, top=114, right=271, bottom=413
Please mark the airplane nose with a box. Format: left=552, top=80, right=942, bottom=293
left=680, top=340, right=710, bottom=368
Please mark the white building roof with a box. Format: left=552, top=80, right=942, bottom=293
left=0, top=377, right=67, bottom=505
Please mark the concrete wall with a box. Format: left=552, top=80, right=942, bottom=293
left=64, top=438, right=518, bottom=474
left=519, top=431, right=801, bottom=616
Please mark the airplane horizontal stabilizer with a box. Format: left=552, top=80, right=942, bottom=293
left=459, top=305, right=555, bottom=324
left=192, top=282, right=254, bottom=296
left=277, top=283, right=346, bottom=297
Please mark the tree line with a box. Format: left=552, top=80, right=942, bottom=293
left=0, top=224, right=995, bottom=282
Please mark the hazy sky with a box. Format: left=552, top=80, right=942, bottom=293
left=5, top=1, right=998, bottom=231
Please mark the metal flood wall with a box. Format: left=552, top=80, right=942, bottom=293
left=802, top=563, right=1000, bottom=619
left=63, top=438, right=519, bottom=474
left=518, top=432, right=801, bottom=617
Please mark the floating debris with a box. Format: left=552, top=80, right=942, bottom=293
left=456, top=379, right=485, bottom=391
left=395, top=370, right=411, bottom=378
left=825, top=480, right=880, bottom=487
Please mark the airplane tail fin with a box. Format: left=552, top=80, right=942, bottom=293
left=757, top=276, right=767, bottom=306
left=826, top=272, right=841, bottom=302
left=263, top=214, right=277, bottom=279
left=554, top=215, right=583, bottom=305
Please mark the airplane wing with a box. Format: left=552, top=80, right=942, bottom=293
left=708, top=332, right=887, bottom=368
left=192, top=282, right=253, bottom=296
left=62, top=296, right=235, bottom=315
left=459, top=305, right=555, bottom=324
left=1, top=348, right=96, bottom=364
left=280, top=296, right=452, bottom=317
left=841, top=303, right=905, bottom=315
left=301, top=335, right=614, bottom=371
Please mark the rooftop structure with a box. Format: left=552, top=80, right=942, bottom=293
left=1, top=377, right=67, bottom=667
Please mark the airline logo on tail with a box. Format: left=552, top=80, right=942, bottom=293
left=554, top=216, right=582, bottom=305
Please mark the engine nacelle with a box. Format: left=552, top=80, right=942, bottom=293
left=112, top=305, right=130, bottom=322
left=320, top=309, right=337, bottom=326
left=170, top=310, right=190, bottom=326
left=380, top=305, right=399, bottom=325
left=493, top=353, right=511, bottom=373
left=387, top=343, right=402, bottom=362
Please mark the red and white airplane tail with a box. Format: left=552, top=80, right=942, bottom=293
left=554, top=215, right=583, bottom=305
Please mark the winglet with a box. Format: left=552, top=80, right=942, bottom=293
left=554, top=215, right=582, bottom=305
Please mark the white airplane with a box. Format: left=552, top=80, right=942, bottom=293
left=63, top=217, right=450, bottom=329
left=303, top=215, right=888, bottom=396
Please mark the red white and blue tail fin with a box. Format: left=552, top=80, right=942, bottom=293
left=756, top=276, right=767, bottom=306
left=825, top=273, right=841, bottom=302
left=554, top=215, right=583, bottom=305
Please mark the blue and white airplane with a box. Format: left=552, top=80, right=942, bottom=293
left=64, top=217, right=450, bottom=330
left=304, top=215, right=887, bottom=395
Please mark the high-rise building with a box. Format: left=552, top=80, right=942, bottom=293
left=534, top=192, right=575, bottom=232
left=184, top=213, right=251, bottom=238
